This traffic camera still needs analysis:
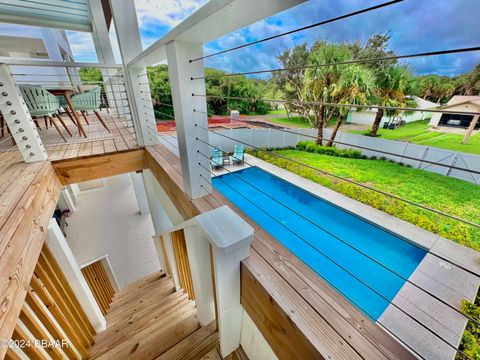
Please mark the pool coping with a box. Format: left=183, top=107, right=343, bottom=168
left=221, top=153, right=480, bottom=360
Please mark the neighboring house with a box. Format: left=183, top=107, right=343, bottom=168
left=429, top=95, right=480, bottom=129
left=0, top=23, right=78, bottom=86
left=346, top=96, right=437, bottom=127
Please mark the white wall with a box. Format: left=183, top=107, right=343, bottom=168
left=429, top=103, right=480, bottom=127
left=64, top=175, right=160, bottom=288
left=347, top=109, right=432, bottom=127
left=240, top=311, right=278, bottom=360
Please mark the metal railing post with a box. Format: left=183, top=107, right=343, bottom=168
left=0, top=64, right=47, bottom=162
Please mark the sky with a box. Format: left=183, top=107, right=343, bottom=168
left=1, top=0, right=479, bottom=77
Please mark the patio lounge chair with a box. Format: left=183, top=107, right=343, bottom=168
left=70, top=86, right=110, bottom=132
left=232, top=144, right=245, bottom=165
left=211, top=146, right=224, bottom=169
left=20, top=86, right=72, bottom=142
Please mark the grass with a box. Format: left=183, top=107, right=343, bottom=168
left=268, top=116, right=313, bottom=128
left=348, top=120, right=480, bottom=155
left=253, top=148, right=480, bottom=251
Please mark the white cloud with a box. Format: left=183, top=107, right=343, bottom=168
left=135, top=0, right=207, bottom=27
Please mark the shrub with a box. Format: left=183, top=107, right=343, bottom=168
left=457, top=292, right=480, bottom=359
left=295, top=141, right=366, bottom=159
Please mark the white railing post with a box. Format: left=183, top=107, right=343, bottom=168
left=45, top=219, right=107, bottom=332
left=0, top=64, right=47, bottom=162
left=109, top=0, right=157, bottom=146
left=166, top=41, right=211, bottom=198
left=195, top=206, right=254, bottom=357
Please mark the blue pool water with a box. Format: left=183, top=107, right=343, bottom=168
left=212, top=167, right=426, bottom=320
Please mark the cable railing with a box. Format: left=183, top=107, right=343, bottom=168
left=0, top=61, right=138, bottom=158
left=177, top=131, right=473, bottom=359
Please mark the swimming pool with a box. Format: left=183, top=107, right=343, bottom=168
left=212, top=166, right=426, bottom=320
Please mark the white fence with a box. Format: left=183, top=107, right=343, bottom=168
left=208, top=128, right=480, bottom=185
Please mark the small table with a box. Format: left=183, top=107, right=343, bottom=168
left=47, top=88, right=87, bottom=138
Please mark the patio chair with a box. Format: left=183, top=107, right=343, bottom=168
left=70, top=86, right=110, bottom=132
left=231, top=144, right=245, bottom=165
left=211, top=146, right=224, bottom=169
left=20, top=86, right=72, bottom=142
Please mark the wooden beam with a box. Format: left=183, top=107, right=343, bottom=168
left=0, top=163, right=61, bottom=359
left=146, top=146, right=200, bottom=219
left=52, top=149, right=148, bottom=185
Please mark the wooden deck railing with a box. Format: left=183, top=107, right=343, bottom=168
left=171, top=229, right=196, bottom=300
left=81, top=260, right=116, bottom=316
left=6, top=244, right=95, bottom=360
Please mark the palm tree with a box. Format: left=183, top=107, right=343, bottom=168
left=325, top=64, right=375, bottom=146
left=303, top=42, right=353, bottom=145
left=369, top=66, right=417, bottom=137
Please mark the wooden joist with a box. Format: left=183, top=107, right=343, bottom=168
left=52, top=148, right=148, bottom=185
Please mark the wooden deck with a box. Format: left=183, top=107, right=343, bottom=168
left=0, top=110, right=138, bottom=161
left=146, top=144, right=416, bottom=360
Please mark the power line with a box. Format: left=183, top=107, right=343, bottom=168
left=189, top=0, right=405, bottom=62
left=192, top=94, right=480, bottom=117
left=192, top=46, right=480, bottom=80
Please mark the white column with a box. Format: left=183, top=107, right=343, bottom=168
left=183, top=226, right=215, bottom=326
left=195, top=206, right=254, bottom=357
left=166, top=41, right=212, bottom=199
left=69, top=183, right=80, bottom=202
left=130, top=171, right=150, bottom=214
left=45, top=219, right=106, bottom=332
left=0, top=64, right=47, bottom=163
left=58, top=188, right=76, bottom=213
left=142, top=170, right=181, bottom=290
left=109, top=0, right=157, bottom=146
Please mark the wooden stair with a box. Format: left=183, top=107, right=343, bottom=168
left=88, top=272, right=203, bottom=359
left=88, top=271, right=248, bottom=360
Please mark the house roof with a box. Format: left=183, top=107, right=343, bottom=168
left=442, top=95, right=480, bottom=109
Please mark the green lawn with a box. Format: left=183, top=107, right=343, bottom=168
left=253, top=149, right=480, bottom=251
left=268, top=116, right=313, bottom=128
left=348, top=120, right=480, bottom=155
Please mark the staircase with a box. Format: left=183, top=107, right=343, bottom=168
left=88, top=272, right=220, bottom=359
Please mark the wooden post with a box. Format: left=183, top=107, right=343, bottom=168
left=462, top=114, right=479, bottom=144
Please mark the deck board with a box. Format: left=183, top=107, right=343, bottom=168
left=0, top=111, right=139, bottom=161
left=146, top=143, right=416, bottom=360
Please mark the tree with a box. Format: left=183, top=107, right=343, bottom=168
left=326, top=64, right=375, bottom=146
left=303, top=41, right=354, bottom=144
left=272, top=44, right=313, bottom=123
left=369, top=65, right=417, bottom=137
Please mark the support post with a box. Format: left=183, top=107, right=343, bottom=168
left=0, top=64, right=47, bottom=162
left=166, top=41, right=211, bottom=198
left=195, top=206, right=253, bottom=357
left=45, top=219, right=106, bottom=332
left=58, top=188, right=76, bottom=213
left=89, top=0, right=125, bottom=119
left=130, top=171, right=150, bottom=214
left=109, top=0, right=157, bottom=146
left=463, top=114, right=479, bottom=144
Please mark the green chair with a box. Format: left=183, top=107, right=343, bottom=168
left=232, top=144, right=245, bottom=165
left=211, top=146, right=224, bottom=169
left=70, top=86, right=110, bottom=132
left=20, top=86, right=72, bottom=141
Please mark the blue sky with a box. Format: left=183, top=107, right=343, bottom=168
left=4, top=0, right=479, bottom=77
